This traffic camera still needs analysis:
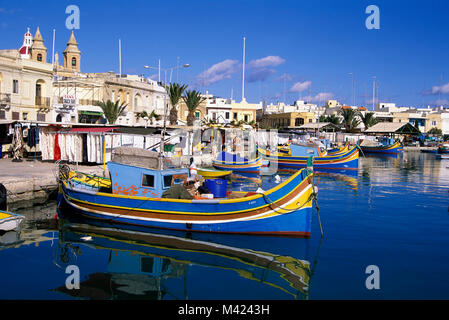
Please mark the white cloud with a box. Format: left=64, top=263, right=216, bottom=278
left=302, top=92, right=334, bottom=103
left=289, top=81, right=312, bottom=93
left=431, top=82, right=449, bottom=95
left=195, top=59, right=239, bottom=86
left=247, top=56, right=285, bottom=69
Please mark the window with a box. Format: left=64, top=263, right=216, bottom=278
left=225, top=112, right=229, bottom=119
left=13, top=80, right=19, bottom=94
left=0, top=110, right=5, bottom=120
left=195, top=111, right=200, bottom=119
left=309, top=119, right=313, bottom=123
left=71, top=57, right=77, bottom=67
left=244, top=115, right=248, bottom=122
left=142, top=174, right=155, bottom=187
left=37, top=53, right=42, bottom=62
left=22, top=112, right=28, bottom=121
left=163, top=175, right=173, bottom=188
left=233, top=112, right=237, bottom=119
left=432, top=121, right=437, bottom=126
left=37, top=113, right=46, bottom=122
left=12, top=112, right=19, bottom=120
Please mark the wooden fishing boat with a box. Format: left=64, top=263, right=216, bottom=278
left=437, top=144, right=449, bottom=154
left=196, top=167, right=232, bottom=179
left=327, top=143, right=349, bottom=155
left=212, top=152, right=262, bottom=174
left=57, top=149, right=316, bottom=237
left=360, top=140, right=404, bottom=154
left=258, top=145, right=359, bottom=171
left=0, top=210, right=25, bottom=232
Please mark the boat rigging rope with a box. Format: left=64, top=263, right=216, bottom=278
left=260, top=169, right=323, bottom=238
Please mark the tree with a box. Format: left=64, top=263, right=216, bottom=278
left=166, top=83, right=188, bottom=125
left=96, top=100, right=127, bottom=124
left=360, top=112, right=379, bottom=130
left=136, top=110, right=160, bottom=125
left=183, top=90, right=206, bottom=126
left=428, top=127, right=442, bottom=135
left=340, top=108, right=360, bottom=132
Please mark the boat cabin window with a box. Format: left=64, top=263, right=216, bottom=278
left=142, top=174, right=155, bottom=188
left=163, top=175, right=173, bottom=188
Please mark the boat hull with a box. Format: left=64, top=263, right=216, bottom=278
left=360, top=141, right=404, bottom=154
left=259, top=146, right=359, bottom=171
left=58, top=169, right=314, bottom=237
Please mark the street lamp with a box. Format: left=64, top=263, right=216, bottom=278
left=144, top=62, right=190, bottom=169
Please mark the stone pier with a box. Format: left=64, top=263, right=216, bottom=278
left=0, top=159, right=105, bottom=209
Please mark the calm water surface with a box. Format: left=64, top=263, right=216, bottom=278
left=1, top=151, right=448, bottom=299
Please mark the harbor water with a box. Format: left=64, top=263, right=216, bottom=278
left=0, top=151, right=448, bottom=299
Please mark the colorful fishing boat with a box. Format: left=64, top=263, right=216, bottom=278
left=258, top=145, right=359, bottom=171
left=437, top=144, right=449, bottom=154
left=212, top=152, right=262, bottom=174
left=196, top=167, right=232, bottom=179
left=327, top=143, right=350, bottom=155
left=0, top=210, right=25, bottom=232
left=57, top=148, right=316, bottom=237
left=360, top=139, right=404, bottom=154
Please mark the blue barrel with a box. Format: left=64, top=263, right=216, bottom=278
left=205, top=179, right=227, bottom=198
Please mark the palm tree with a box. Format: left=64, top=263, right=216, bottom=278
left=326, top=114, right=341, bottom=126
left=166, top=83, right=188, bottom=125
left=96, top=100, right=127, bottom=124
left=340, top=108, right=360, bottom=132
left=135, top=110, right=160, bottom=125
left=360, top=112, right=378, bottom=130
left=183, top=90, right=205, bottom=126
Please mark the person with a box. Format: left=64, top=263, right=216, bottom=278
left=161, top=182, right=193, bottom=200
left=0, top=183, right=7, bottom=211
left=189, top=157, right=197, bottom=177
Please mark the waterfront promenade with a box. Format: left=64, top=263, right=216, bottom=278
left=0, top=159, right=105, bottom=208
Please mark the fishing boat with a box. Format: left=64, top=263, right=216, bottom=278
left=57, top=147, right=316, bottom=237
left=55, top=222, right=312, bottom=299
left=212, top=151, right=262, bottom=174
left=437, top=144, right=449, bottom=154
left=359, top=139, right=403, bottom=154
left=0, top=210, right=25, bottom=232
left=258, top=145, right=359, bottom=171
left=196, top=167, right=232, bottom=179
left=327, top=143, right=350, bottom=155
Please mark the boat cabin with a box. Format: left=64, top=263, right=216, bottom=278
left=108, top=147, right=189, bottom=198
left=289, top=142, right=325, bottom=157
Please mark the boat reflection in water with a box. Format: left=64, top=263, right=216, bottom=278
left=54, top=210, right=312, bottom=300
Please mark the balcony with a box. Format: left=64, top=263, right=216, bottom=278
left=0, top=93, right=11, bottom=105
left=35, top=96, right=51, bottom=107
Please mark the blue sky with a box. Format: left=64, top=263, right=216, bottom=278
left=1, top=0, right=449, bottom=109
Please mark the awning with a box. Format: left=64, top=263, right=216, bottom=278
left=69, top=127, right=119, bottom=133
left=80, top=111, right=103, bottom=116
